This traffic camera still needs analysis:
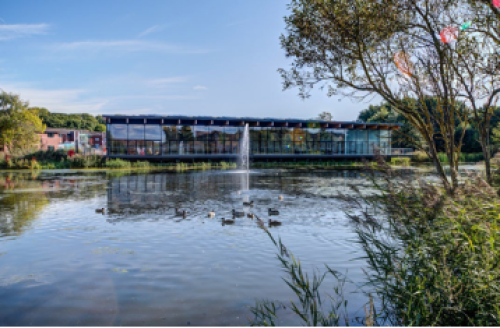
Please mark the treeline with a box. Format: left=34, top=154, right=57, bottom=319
left=357, top=97, right=500, bottom=153
left=37, top=108, right=106, bottom=132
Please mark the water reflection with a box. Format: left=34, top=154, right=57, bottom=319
left=0, top=169, right=411, bottom=325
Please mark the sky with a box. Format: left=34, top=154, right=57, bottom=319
left=0, top=0, right=381, bottom=121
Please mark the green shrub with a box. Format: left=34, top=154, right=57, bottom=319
left=412, top=150, right=429, bottom=162
left=105, top=158, right=131, bottom=169
left=252, top=161, right=500, bottom=326
left=132, top=161, right=150, bottom=168
left=390, top=157, right=410, bottom=166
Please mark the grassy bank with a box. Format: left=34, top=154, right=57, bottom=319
left=412, top=151, right=485, bottom=163
left=250, top=161, right=380, bottom=170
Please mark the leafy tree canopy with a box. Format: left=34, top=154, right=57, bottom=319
left=0, top=92, right=45, bottom=154
left=37, top=108, right=106, bottom=132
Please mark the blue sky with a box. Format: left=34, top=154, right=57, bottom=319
left=0, top=0, right=379, bottom=120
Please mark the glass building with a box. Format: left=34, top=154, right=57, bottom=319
left=104, top=115, right=402, bottom=160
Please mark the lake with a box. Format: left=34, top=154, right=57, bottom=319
left=0, top=168, right=403, bottom=325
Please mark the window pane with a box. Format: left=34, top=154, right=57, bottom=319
left=128, top=124, right=144, bottom=140
left=110, top=124, right=128, bottom=140
left=179, top=126, right=194, bottom=141
left=209, top=126, right=224, bottom=142
left=225, top=127, right=238, bottom=141
left=163, top=126, right=177, bottom=141
left=282, top=128, right=293, bottom=143
left=145, top=125, right=161, bottom=140
left=320, top=128, right=331, bottom=141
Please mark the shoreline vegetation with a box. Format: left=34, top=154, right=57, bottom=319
left=250, top=159, right=500, bottom=326
left=0, top=149, right=490, bottom=172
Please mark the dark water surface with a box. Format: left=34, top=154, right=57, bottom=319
left=0, top=169, right=376, bottom=326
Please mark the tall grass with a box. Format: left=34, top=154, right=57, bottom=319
left=412, top=151, right=484, bottom=163
left=251, top=158, right=500, bottom=326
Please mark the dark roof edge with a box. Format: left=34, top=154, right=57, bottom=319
left=102, top=115, right=403, bottom=127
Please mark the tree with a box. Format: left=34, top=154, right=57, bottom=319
left=446, top=0, right=500, bottom=183
left=0, top=92, right=45, bottom=154
left=279, top=0, right=482, bottom=193
left=317, top=111, right=333, bottom=121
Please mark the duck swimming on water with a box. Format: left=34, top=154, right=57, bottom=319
left=243, top=201, right=254, bottom=206
left=232, top=209, right=245, bottom=217
left=268, top=219, right=282, bottom=226
left=95, top=208, right=105, bottom=214
left=221, top=218, right=235, bottom=224
left=268, top=208, right=279, bottom=215
left=208, top=210, right=215, bottom=218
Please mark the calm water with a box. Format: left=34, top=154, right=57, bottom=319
left=0, top=169, right=383, bottom=326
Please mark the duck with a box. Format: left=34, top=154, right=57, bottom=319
left=247, top=212, right=255, bottom=219
left=268, top=219, right=282, bottom=226
left=278, top=195, right=284, bottom=201
left=243, top=200, right=254, bottom=206
left=268, top=208, right=280, bottom=215
left=208, top=210, right=215, bottom=218
left=232, top=209, right=245, bottom=217
left=221, top=218, right=235, bottom=224
left=95, top=208, right=105, bottom=214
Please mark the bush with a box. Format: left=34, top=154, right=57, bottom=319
left=412, top=150, right=429, bottom=162
left=252, top=159, right=500, bottom=326
left=68, top=154, right=104, bottom=168
left=105, top=159, right=131, bottom=169
left=390, top=157, right=410, bottom=166
left=132, top=161, right=150, bottom=168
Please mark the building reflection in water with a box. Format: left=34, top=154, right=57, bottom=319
left=104, top=169, right=401, bottom=223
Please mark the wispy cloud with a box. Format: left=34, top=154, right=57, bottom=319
left=146, top=76, right=189, bottom=88
left=0, top=79, right=199, bottom=114
left=52, top=40, right=210, bottom=55
left=138, top=24, right=165, bottom=38
left=0, top=83, right=107, bottom=113
left=0, top=23, right=49, bottom=41
left=193, top=85, right=208, bottom=90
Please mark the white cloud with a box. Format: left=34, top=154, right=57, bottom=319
left=0, top=23, right=49, bottom=41
left=138, top=25, right=165, bottom=38
left=52, top=40, right=210, bottom=55
left=0, top=80, right=199, bottom=115
left=146, top=76, right=189, bottom=87
left=0, top=82, right=107, bottom=113
left=193, top=85, right=208, bottom=90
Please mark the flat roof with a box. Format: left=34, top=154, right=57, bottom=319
left=103, top=115, right=401, bottom=130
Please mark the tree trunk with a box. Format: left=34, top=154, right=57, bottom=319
left=481, top=139, right=492, bottom=185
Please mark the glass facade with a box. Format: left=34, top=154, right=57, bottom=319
left=107, top=123, right=392, bottom=156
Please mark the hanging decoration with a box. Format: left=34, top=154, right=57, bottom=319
left=440, top=26, right=459, bottom=43
left=460, top=21, right=472, bottom=31
left=394, top=52, right=413, bottom=76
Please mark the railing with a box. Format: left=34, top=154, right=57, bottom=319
left=391, top=148, right=414, bottom=156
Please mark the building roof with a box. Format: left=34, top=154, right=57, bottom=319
left=103, top=115, right=402, bottom=130
left=42, top=128, right=104, bottom=135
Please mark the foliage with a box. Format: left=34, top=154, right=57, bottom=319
left=252, top=158, right=500, bottom=326
left=390, top=157, right=410, bottom=166
left=37, top=107, right=106, bottom=132
left=316, top=111, right=333, bottom=121
left=105, top=159, right=132, bottom=169
left=278, top=0, right=500, bottom=193
left=358, top=100, right=489, bottom=153
left=250, top=216, right=352, bottom=326
left=342, top=159, right=500, bottom=326
left=0, top=92, right=46, bottom=154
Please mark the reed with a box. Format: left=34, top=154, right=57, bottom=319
left=251, top=158, right=500, bottom=326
